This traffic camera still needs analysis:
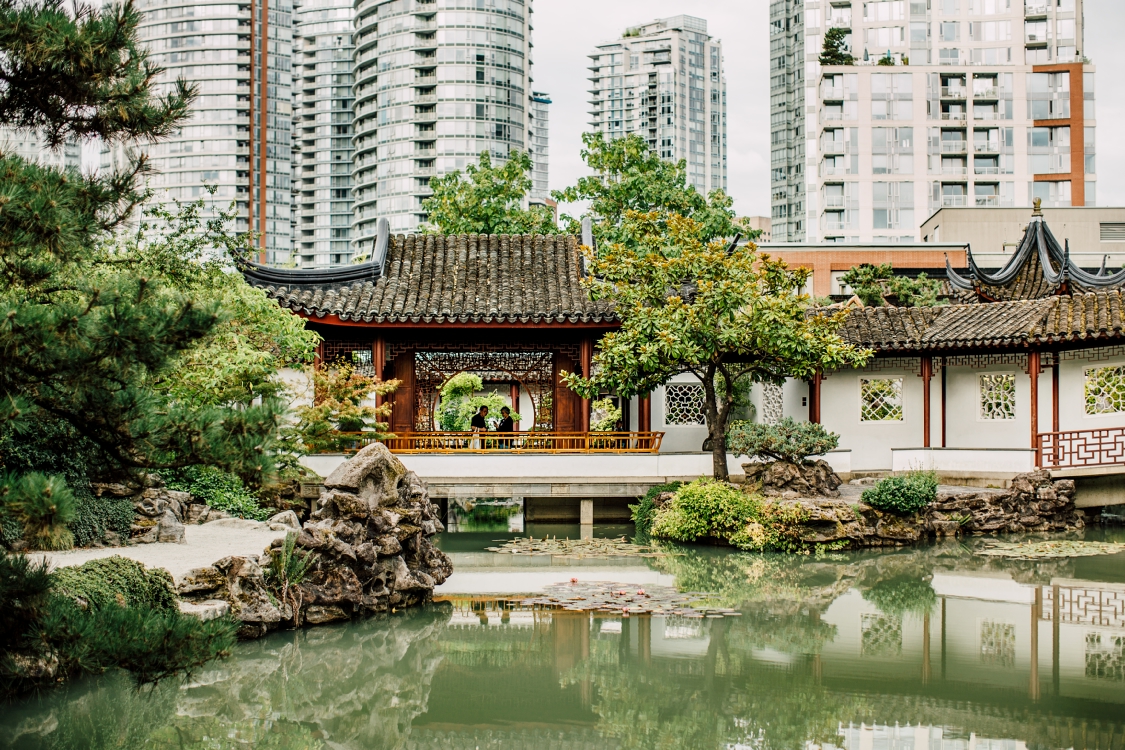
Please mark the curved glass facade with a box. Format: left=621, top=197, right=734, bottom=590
left=293, top=0, right=355, bottom=267
left=134, top=0, right=292, bottom=262
left=352, top=0, right=531, bottom=240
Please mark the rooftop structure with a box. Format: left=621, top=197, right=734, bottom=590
left=588, top=15, right=726, bottom=194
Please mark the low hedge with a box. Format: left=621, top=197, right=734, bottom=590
left=52, top=556, right=178, bottom=613
left=861, top=470, right=938, bottom=515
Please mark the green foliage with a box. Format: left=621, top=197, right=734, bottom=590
left=590, top=397, right=623, bottom=432
left=265, top=531, right=314, bottom=625
left=294, top=362, right=399, bottom=452
left=840, top=263, right=944, bottom=307
left=420, top=150, right=558, bottom=236
left=820, top=27, right=855, bottom=65
left=649, top=478, right=812, bottom=553
left=862, top=470, right=938, bottom=515
left=862, top=576, right=937, bottom=615
left=877, top=52, right=896, bottom=66
left=436, top=372, right=520, bottom=430
left=727, top=417, right=840, bottom=463
left=552, top=132, right=752, bottom=249
left=51, top=556, right=178, bottom=612
left=163, top=465, right=271, bottom=521
left=629, top=481, right=682, bottom=540
left=68, top=491, right=134, bottom=548
left=0, top=472, right=76, bottom=550
left=564, top=211, right=871, bottom=479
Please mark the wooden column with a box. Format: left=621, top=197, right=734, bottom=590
left=1029, top=350, right=1041, bottom=467
left=809, top=372, right=822, bottom=424
left=638, top=394, right=652, bottom=432
left=921, top=355, right=933, bottom=448
left=940, top=356, right=947, bottom=448
left=510, top=382, right=521, bottom=430
left=371, top=336, right=386, bottom=409
left=1052, top=358, right=1060, bottom=433
left=1030, top=586, right=1042, bottom=701
left=313, top=340, right=325, bottom=405
left=579, top=338, right=593, bottom=433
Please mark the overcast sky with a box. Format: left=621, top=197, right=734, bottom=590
left=534, top=0, right=1125, bottom=218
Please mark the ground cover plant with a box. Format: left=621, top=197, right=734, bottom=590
left=630, top=481, right=682, bottom=541
left=861, top=471, right=938, bottom=515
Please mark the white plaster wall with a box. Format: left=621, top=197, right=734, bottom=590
left=653, top=374, right=709, bottom=453
left=782, top=377, right=811, bottom=421
left=820, top=364, right=924, bottom=472
left=943, top=362, right=1035, bottom=450
left=277, top=366, right=313, bottom=410
left=1057, top=353, right=1125, bottom=433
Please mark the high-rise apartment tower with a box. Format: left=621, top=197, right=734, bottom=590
left=292, top=0, right=355, bottom=267
left=351, top=0, right=533, bottom=242
left=588, top=15, right=727, bottom=194
left=133, top=0, right=293, bottom=262
left=770, top=0, right=1094, bottom=244
left=529, top=91, right=551, bottom=201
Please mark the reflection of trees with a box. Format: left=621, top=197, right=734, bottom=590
left=862, top=576, right=937, bottom=616
left=0, top=605, right=451, bottom=750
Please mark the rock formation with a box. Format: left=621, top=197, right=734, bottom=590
left=743, top=459, right=842, bottom=498
left=177, top=443, right=453, bottom=637
left=92, top=477, right=187, bottom=544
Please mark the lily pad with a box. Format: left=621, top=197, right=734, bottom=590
left=487, top=536, right=677, bottom=559
left=976, top=540, right=1125, bottom=560
left=517, top=581, right=739, bottom=617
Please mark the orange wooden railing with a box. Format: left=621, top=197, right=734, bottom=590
left=323, top=431, right=664, bottom=455
left=1037, top=427, right=1125, bottom=469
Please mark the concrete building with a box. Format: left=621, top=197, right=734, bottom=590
left=587, top=15, right=726, bottom=194
left=770, top=0, right=1095, bottom=244
left=351, top=0, right=533, bottom=242
left=745, top=216, right=772, bottom=243
left=132, top=0, right=293, bottom=263
left=921, top=205, right=1125, bottom=267
left=529, top=91, right=550, bottom=202
left=291, top=0, right=355, bottom=268
left=0, top=129, right=81, bottom=172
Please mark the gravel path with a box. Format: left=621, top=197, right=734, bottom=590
left=33, top=520, right=289, bottom=581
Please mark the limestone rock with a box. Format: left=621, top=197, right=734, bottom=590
left=156, top=509, right=186, bottom=544
left=178, top=599, right=231, bottom=621
left=180, top=442, right=452, bottom=638
left=743, top=459, right=842, bottom=498
left=267, top=510, right=301, bottom=531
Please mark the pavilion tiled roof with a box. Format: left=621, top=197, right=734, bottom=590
left=838, top=290, right=1125, bottom=352
left=241, top=234, right=615, bottom=325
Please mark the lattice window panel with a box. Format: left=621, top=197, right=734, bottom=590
left=1085, top=365, right=1125, bottom=415
left=979, top=373, right=1016, bottom=420
left=760, top=382, right=784, bottom=425
left=826, top=356, right=922, bottom=379
left=1043, top=585, right=1125, bottom=628
left=321, top=340, right=375, bottom=376
left=860, top=378, right=903, bottom=422
left=980, top=621, right=1016, bottom=667
left=942, top=352, right=1051, bottom=375
left=861, top=613, right=902, bottom=656
left=1086, top=632, right=1125, bottom=682
left=413, top=350, right=556, bottom=431
left=1063, top=345, right=1125, bottom=363
left=664, top=384, right=707, bottom=426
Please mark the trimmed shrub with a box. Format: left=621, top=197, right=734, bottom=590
left=649, top=478, right=812, bottom=553
left=629, top=481, right=682, bottom=540
left=162, top=466, right=271, bottom=521
left=727, top=417, right=839, bottom=464
left=52, top=556, right=178, bottom=613
left=861, top=470, right=938, bottom=515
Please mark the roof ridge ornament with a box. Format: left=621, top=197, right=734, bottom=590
left=1032, top=197, right=1043, bottom=217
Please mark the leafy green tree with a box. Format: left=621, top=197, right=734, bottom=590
left=295, top=361, right=398, bottom=452
left=552, top=132, right=752, bottom=249
left=564, top=212, right=871, bottom=480
left=420, top=150, right=558, bottom=235
left=435, top=373, right=519, bottom=430
left=820, top=27, right=855, bottom=65
left=0, top=0, right=290, bottom=517
left=840, top=262, right=944, bottom=307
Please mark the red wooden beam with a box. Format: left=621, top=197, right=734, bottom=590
left=1029, top=350, right=1041, bottom=466
left=921, top=355, right=932, bottom=448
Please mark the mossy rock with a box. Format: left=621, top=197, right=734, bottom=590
left=52, top=556, right=178, bottom=612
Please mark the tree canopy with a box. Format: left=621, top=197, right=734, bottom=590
left=839, top=263, right=944, bottom=307
left=819, top=28, right=855, bottom=66
left=552, top=132, right=752, bottom=249
left=420, top=149, right=558, bottom=235
left=563, top=212, right=871, bottom=480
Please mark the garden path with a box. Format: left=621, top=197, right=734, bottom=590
left=33, top=520, right=287, bottom=581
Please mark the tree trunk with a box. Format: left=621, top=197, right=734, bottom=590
left=711, top=422, right=729, bottom=481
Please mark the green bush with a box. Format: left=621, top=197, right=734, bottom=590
left=52, top=556, right=178, bottom=613
left=69, top=492, right=134, bottom=547
left=162, top=466, right=271, bottom=521
left=861, top=470, right=938, bottom=515
left=727, top=417, right=839, bottom=463
left=649, top=478, right=812, bottom=553
left=629, top=481, right=682, bottom=540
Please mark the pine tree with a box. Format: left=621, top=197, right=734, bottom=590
left=0, top=0, right=286, bottom=533
left=819, top=27, right=855, bottom=66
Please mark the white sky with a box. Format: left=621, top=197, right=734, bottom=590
left=533, top=0, right=1125, bottom=218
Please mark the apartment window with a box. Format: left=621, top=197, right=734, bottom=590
left=873, top=181, right=914, bottom=229
left=910, top=22, right=928, bottom=43
left=1085, top=366, right=1125, bottom=416
left=860, top=378, right=904, bottom=422
left=940, top=22, right=959, bottom=42
left=979, top=374, right=1016, bottom=420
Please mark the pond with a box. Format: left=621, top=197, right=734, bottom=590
left=3, top=523, right=1125, bottom=750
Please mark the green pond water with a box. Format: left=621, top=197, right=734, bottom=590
left=3, top=523, right=1125, bottom=750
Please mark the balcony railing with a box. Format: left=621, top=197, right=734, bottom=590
left=941, top=112, right=967, bottom=121
left=975, top=195, right=1000, bottom=206
left=822, top=110, right=845, bottom=121
left=317, top=431, right=666, bottom=455
left=973, top=87, right=999, bottom=99
left=941, top=195, right=967, bottom=207
left=1039, top=428, right=1125, bottom=470
left=940, top=86, right=967, bottom=98
left=821, top=85, right=845, bottom=100
left=974, top=166, right=1001, bottom=175
left=974, top=141, right=1001, bottom=153
left=941, top=166, right=968, bottom=175
left=823, top=195, right=846, bottom=208
left=940, top=141, right=968, bottom=153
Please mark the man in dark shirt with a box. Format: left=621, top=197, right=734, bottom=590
left=470, top=406, right=489, bottom=431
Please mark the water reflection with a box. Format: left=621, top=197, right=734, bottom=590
left=2, top=533, right=1124, bottom=749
